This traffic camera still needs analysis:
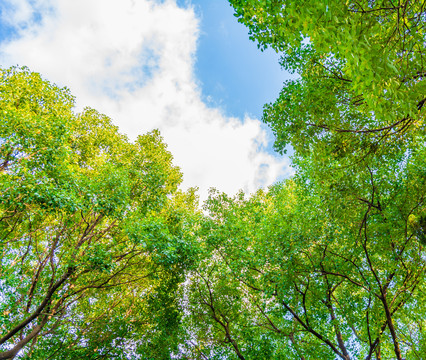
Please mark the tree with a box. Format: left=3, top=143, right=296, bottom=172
left=229, top=0, right=425, bottom=162
left=0, top=66, right=199, bottom=359
left=179, top=2, right=426, bottom=359
left=185, top=165, right=426, bottom=359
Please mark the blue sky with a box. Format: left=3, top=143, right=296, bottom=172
left=0, top=0, right=293, bottom=201
left=189, top=0, right=287, bottom=119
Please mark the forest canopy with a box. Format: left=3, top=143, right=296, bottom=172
left=0, top=67, right=200, bottom=359
left=1, top=0, right=426, bottom=359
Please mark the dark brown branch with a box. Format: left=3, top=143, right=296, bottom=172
left=281, top=301, right=347, bottom=360
left=0, top=266, right=75, bottom=346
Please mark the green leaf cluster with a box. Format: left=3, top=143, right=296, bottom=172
left=0, top=66, right=201, bottom=359
left=178, top=2, right=426, bottom=359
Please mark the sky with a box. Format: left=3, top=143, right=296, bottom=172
left=0, top=0, right=293, bottom=202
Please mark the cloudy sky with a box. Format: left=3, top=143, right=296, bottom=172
left=0, top=0, right=293, bottom=202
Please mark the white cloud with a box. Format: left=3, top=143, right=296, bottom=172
left=0, top=0, right=292, bottom=202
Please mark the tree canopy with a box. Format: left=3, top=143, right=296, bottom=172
left=0, top=66, right=200, bottom=359
left=230, top=0, right=425, bottom=164
left=176, top=1, right=426, bottom=359
left=1, top=1, right=426, bottom=359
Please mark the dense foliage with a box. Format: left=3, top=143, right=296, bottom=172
left=184, top=165, right=426, bottom=359
left=176, top=1, right=426, bottom=359
left=0, top=67, right=200, bottom=359
left=230, top=0, right=425, bottom=161
left=1, top=1, right=426, bottom=359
